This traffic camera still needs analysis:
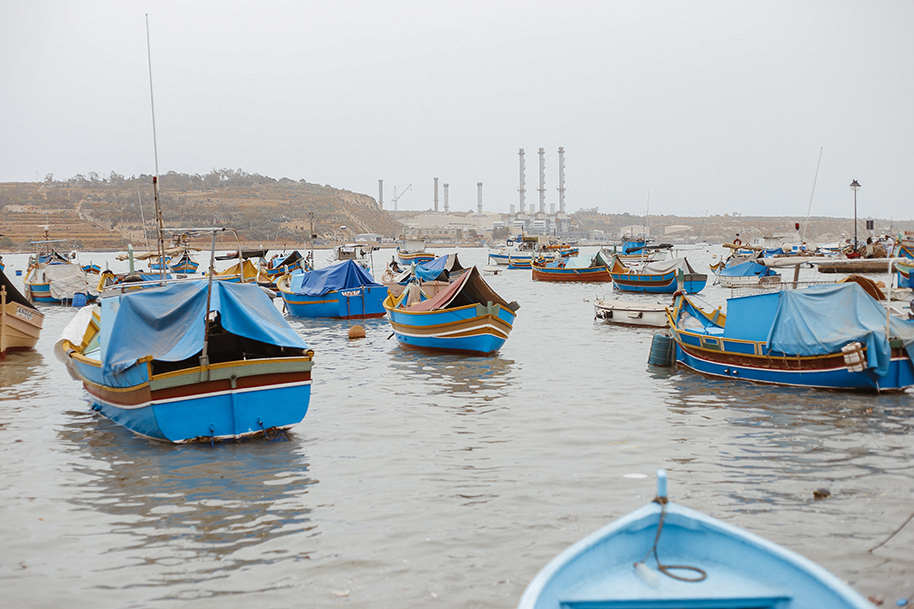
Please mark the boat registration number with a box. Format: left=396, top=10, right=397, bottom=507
left=16, top=306, right=33, bottom=321
left=340, top=290, right=361, bottom=297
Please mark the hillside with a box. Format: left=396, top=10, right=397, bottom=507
left=0, top=169, right=403, bottom=251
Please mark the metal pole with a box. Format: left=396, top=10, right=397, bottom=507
left=854, top=188, right=857, bottom=251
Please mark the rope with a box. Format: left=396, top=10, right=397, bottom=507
left=635, top=497, right=707, bottom=582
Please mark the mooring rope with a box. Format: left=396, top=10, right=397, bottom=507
left=636, top=496, right=708, bottom=582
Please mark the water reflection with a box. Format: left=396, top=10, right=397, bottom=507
left=387, top=348, right=516, bottom=402
left=55, top=416, right=317, bottom=590
left=0, top=349, right=45, bottom=391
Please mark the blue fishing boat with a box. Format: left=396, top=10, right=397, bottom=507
left=277, top=259, right=387, bottom=319
left=668, top=282, right=914, bottom=392
left=56, top=279, right=314, bottom=443
left=714, top=256, right=780, bottom=288
left=382, top=253, right=471, bottom=298
left=262, top=250, right=307, bottom=283
left=609, top=255, right=707, bottom=294
left=518, top=469, right=872, bottom=609
left=24, top=249, right=98, bottom=303
left=383, top=266, right=519, bottom=355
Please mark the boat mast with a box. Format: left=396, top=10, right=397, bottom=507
left=801, top=147, right=823, bottom=244
left=146, top=15, right=167, bottom=280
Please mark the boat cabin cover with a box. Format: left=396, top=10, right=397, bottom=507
left=288, top=259, right=383, bottom=296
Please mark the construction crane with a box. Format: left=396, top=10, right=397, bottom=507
left=392, top=184, right=412, bottom=211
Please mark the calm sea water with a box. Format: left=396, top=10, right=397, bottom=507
left=1, top=246, right=912, bottom=608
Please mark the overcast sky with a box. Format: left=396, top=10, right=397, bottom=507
left=2, top=1, right=912, bottom=221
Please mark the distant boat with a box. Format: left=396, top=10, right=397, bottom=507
left=328, top=242, right=377, bottom=269
left=608, top=255, right=707, bottom=294
left=1, top=266, right=45, bottom=359
left=517, top=469, right=873, bottom=609
left=215, top=248, right=268, bottom=261
left=382, top=253, right=470, bottom=298
left=277, top=259, right=387, bottom=319
left=667, top=282, right=914, bottom=392
left=24, top=246, right=98, bottom=304
left=383, top=266, right=519, bottom=355
left=56, top=279, right=314, bottom=443
left=531, top=251, right=613, bottom=283
left=397, top=239, right=435, bottom=266
left=612, top=235, right=670, bottom=262
left=261, top=250, right=307, bottom=284
left=713, top=256, right=780, bottom=288
left=593, top=298, right=668, bottom=328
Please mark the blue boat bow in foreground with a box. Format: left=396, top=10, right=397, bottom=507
left=518, top=470, right=873, bottom=609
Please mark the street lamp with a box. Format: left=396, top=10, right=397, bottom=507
left=850, top=180, right=861, bottom=250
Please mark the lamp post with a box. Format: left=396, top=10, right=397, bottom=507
left=850, top=180, right=861, bottom=251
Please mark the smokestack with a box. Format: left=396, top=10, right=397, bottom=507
left=433, top=177, right=439, bottom=212
left=557, top=147, right=566, bottom=214
left=518, top=148, right=526, bottom=215
left=538, top=147, right=546, bottom=214
left=378, top=179, right=384, bottom=209
left=477, top=182, right=483, bottom=217
left=443, top=183, right=449, bottom=215
left=510, top=203, right=515, bottom=215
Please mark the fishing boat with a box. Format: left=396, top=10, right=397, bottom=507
left=667, top=282, right=914, bottom=392
left=328, top=242, right=377, bottom=269
left=215, top=248, right=268, bottom=261
left=593, top=298, right=668, bottom=328
left=612, top=235, right=670, bottom=262
left=81, top=263, right=102, bottom=275
left=24, top=247, right=99, bottom=304
left=277, top=259, right=387, bottom=319
left=1, top=267, right=45, bottom=359
left=517, top=469, right=873, bottom=609
left=498, top=236, right=577, bottom=268
left=896, top=260, right=913, bottom=289
left=56, top=277, right=314, bottom=443
left=608, top=255, right=707, bottom=294
left=261, top=250, right=307, bottom=284
left=382, top=253, right=470, bottom=298
left=383, top=266, right=519, bottom=355
left=532, top=251, right=613, bottom=283
left=397, top=239, right=435, bottom=266
left=213, top=259, right=272, bottom=285
left=713, top=256, right=781, bottom=288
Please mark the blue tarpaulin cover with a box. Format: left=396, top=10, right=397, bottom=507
left=101, top=280, right=307, bottom=375
left=718, top=260, right=778, bottom=278
left=289, top=259, right=382, bottom=296
left=765, top=283, right=914, bottom=376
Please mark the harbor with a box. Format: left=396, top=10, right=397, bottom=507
left=1, top=245, right=912, bottom=607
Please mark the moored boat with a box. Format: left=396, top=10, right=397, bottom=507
left=261, top=250, right=307, bottom=284
left=714, top=256, right=781, bottom=288
left=383, top=266, right=519, bottom=355
left=609, top=255, right=707, bottom=294
left=1, top=267, right=45, bottom=359
left=56, top=278, right=314, bottom=443
left=277, top=259, right=387, bottom=319
left=518, top=469, right=872, bottom=609
left=397, top=239, right=435, bottom=266
left=532, top=251, right=613, bottom=283
left=382, top=253, right=470, bottom=298
left=24, top=248, right=99, bottom=304
left=593, top=298, right=668, bottom=327
left=667, top=282, right=914, bottom=392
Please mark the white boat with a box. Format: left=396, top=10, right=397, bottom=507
left=328, top=242, right=377, bottom=269
left=593, top=298, right=669, bottom=327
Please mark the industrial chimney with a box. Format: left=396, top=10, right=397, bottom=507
left=477, top=182, right=483, bottom=217
left=378, top=179, right=384, bottom=209
left=433, top=177, right=439, bottom=213
left=443, top=183, right=449, bottom=215
left=557, top=147, right=566, bottom=214
left=518, top=148, right=526, bottom=215
left=538, top=147, right=546, bottom=214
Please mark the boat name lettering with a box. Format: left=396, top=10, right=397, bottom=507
left=16, top=307, right=33, bottom=321
left=340, top=290, right=361, bottom=297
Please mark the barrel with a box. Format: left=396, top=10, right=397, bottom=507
left=648, top=333, right=676, bottom=367
left=72, top=293, right=88, bottom=308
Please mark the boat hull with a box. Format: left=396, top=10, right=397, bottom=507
left=398, top=251, right=435, bottom=266
left=518, top=500, right=872, bottom=609
left=611, top=271, right=707, bottom=294
left=280, top=285, right=387, bottom=319
left=672, top=330, right=914, bottom=392
left=1, top=298, right=45, bottom=357
left=68, top=355, right=313, bottom=443
left=593, top=299, right=668, bottom=327
left=532, top=265, right=612, bottom=282
left=384, top=300, right=516, bottom=355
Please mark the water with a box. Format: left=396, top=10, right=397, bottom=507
left=1, top=247, right=912, bottom=608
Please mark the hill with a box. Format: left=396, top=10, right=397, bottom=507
left=0, top=169, right=403, bottom=251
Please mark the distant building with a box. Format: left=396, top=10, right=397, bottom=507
left=355, top=233, right=383, bottom=244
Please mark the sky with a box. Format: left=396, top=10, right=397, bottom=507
left=2, top=1, right=912, bottom=220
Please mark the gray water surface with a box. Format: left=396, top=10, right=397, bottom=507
left=1, top=246, right=912, bottom=608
